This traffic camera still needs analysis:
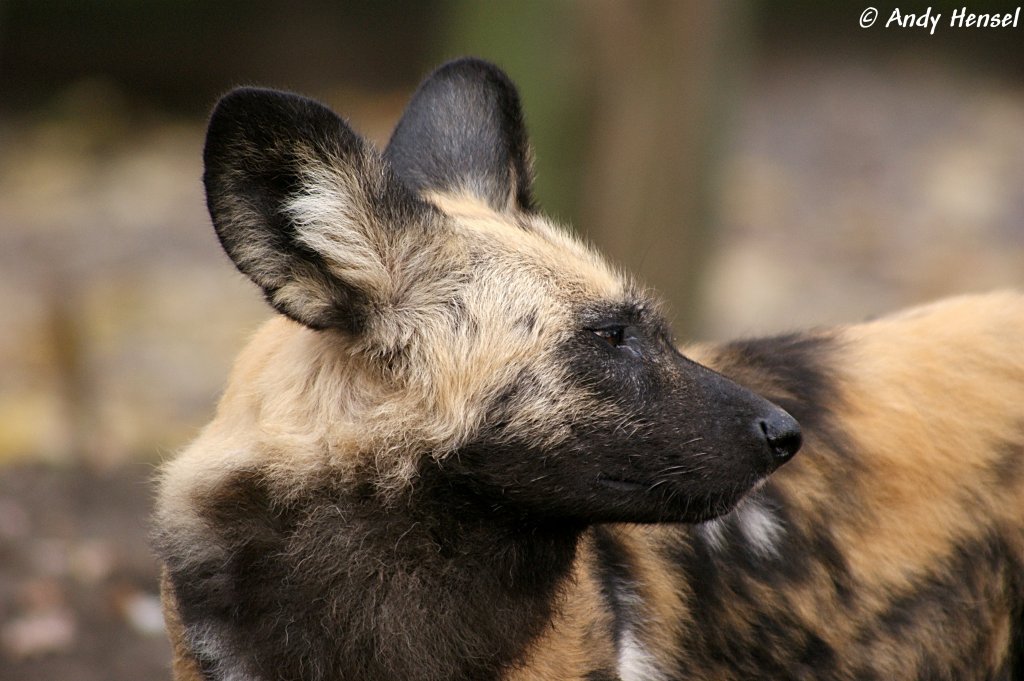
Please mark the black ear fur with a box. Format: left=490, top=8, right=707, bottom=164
left=384, top=58, right=535, bottom=212
left=204, top=87, right=423, bottom=332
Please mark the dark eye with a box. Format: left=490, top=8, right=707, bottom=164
left=591, top=326, right=626, bottom=347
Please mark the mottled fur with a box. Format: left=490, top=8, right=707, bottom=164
left=155, top=59, right=1024, bottom=680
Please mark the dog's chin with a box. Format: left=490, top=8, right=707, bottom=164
left=592, top=476, right=765, bottom=525
left=680, top=499, right=741, bottom=524
left=663, top=477, right=770, bottom=524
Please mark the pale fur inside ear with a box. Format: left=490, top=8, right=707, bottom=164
left=284, top=164, right=394, bottom=305
left=283, top=159, right=466, bottom=360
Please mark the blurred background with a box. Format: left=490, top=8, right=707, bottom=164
left=1, top=1, right=1023, bottom=678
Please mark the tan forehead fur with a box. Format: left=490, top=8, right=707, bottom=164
left=427, top=190, right=627, bottom=302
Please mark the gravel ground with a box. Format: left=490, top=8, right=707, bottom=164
left=0, top=464, right=169, bottom=681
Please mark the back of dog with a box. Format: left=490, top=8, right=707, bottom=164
left=587, top=291, right=1024, bottom=680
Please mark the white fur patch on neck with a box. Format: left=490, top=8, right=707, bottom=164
left=737, top=498, right=783, bottom=557
left=189, top=623, right=259, bottom=681
left=618, top=625, right=666, bottom=681
left=612, top=583, right=667, bottom=681
left=696, top=514, right=729, bottom=553
left=696, top=494, right=784, bottom=558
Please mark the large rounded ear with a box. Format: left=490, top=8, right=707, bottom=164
left=384, top=58, right=535, bottom=213
left=204, top=88, right=432, bottom=332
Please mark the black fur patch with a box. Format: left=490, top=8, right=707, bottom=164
left=649, top=500, right=1024, bottom=679
left=159, top=466, right=583, bottom=681
left=1010, top=597, right=1024, bottom=681
left=851, top=536, right=1023, bottom=680
left=712, top=332, right=842, bottom=434
left=516, top=309, right=539, bottom=334
left=707, top=330, right=866, bottom=538
left=989, top=426, right=1024, bottom=490
left=661, top=521, right=843, bottom=679
left=385, top=58, right=535, bottom=212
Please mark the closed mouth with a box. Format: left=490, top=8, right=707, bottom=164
left=596, top=474, right=649, bottom=492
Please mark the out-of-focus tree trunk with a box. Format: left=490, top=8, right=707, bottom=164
left=579, top=1, right=746, bottom=335
left=442, top=0, right=746, bottom=335
left=438, top=0, right=589, bottom=225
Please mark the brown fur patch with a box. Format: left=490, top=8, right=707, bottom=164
left=160, top=568, right=207, bottom=681
left=503, top=534, right=618, bottom=681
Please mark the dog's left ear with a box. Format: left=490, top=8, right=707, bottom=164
left=384, top=58, right=534, bottom=213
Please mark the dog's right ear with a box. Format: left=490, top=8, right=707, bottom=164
left=204, top=88, right=433, bottom=333
left=384, top=58, right=534, bottom=213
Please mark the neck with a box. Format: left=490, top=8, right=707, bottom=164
left=176, top=467, right=584, bottom=681
left=360, top=470, right=586, bottom=680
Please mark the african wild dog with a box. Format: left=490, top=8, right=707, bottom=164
left=154, top=58, right=1024, bottom=680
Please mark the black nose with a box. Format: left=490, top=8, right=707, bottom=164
left=759, top=410, right=802, bottom=464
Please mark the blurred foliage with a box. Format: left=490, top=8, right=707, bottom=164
left=0, top=0, right=442, bottom=114
left=437, top=0, right=590, bottom=224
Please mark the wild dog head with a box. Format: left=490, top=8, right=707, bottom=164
left=202, top=58, right=800, bottom=524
